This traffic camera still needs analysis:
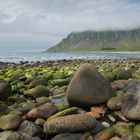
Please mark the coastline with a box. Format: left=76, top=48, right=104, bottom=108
left=0, top=56, right=140, bottom=139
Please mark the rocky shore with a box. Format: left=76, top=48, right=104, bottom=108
left=0, top=58, right=140, bottom=140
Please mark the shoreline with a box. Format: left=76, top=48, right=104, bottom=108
left=0, top=57, right=140, bottom=66
left=0, top=56, right=140, bottom=139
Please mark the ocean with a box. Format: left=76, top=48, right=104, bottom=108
left=0, top=52, right=140, bottom=63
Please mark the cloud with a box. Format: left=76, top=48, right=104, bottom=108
left=0, top=0, right=140, bottom=51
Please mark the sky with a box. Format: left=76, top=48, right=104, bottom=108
left=0, top=0, right=140, bottom=52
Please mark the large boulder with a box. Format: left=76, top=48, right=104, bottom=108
left=121, top=80, right=140, bottom=120
left=44, top=114, right=101, bottom=134
left=0, top=81, right=12, bottom=101
left=66, top=64, right=113, bottom=107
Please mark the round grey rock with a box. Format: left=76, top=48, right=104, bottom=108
left=66, top=64, right=114, bottom=107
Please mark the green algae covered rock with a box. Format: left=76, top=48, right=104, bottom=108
left=17, top=81, right=25, bottom=89
left=9, top=70, right=25, bottom=83
left=23, top=85, right=50, bottom=98
left=36, top=96, right=50, bottom=105
left=134, top=124, right=140, bottom=138
left=122, top=133, right=139, bottom=140
left=55, top=104, right=69, bottom=111
left=113, top=122, right=133, bottom=137
left=132, top=69, right=140, bottom=79
left=101, top=72, right=115, bottom=82
left=29, top=79, right=48, bottom=88
left=48, top=107, right=78, bottom=120
left=94, top=127, right=115, bottom=140
left=35, top=118, right=46, bottom=126
left=0, top=114, right=22, bottom=130
left=50, top=78, right=70, bottom=86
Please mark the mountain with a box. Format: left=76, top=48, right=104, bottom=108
left=46, top=27, right=140, bottom=52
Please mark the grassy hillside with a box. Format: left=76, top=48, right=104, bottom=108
left=46, top=27, right=140, bottom=52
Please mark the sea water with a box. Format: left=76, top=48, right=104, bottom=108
left=0, top=52, right=140, bottom=63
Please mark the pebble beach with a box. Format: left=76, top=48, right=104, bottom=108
left=0, top=58, right=140, bottom=140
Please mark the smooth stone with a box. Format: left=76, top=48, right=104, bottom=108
left=112, top=80, right=129, bottom=91
left=18, top=120, right=44, bottom=138
left=36, top=96, right=50, bottom=105
left=29, top=79, right=48, bottom=88
left=134, top=124, right=140, bottom=138
left=23, top=85, right=50, bottom=98
left=122, top=133, right=139, bottom=140
left=113, top=111, right=129, bottom=123
left=66, top=63, right=114, bottom=107
left=48, top=107, right=77, bottom=120
left=19, top=132, right=42, bottom=140
left=117, top=70, right=132, bottom=80
left=0, top=104, right=9, bottom=115
left=0, top=131, right=21, bottom=140
left=35, top=118, right=46, bottom=126
left=132, top=69, right=140, bottom=79
left=113, top=122, right=133, bottom=137
left=107, top=95, right=124, bottom=110
left=94, top=127, right=115, bottom=140
left=27, top=103, right=58, bottom=119
left=0, top=114, right=22, bottom=130
left=0, top=81, right=12, bottom=101
left=121, top=80, right=140, bottom=120
left=110, top=136, right=121, bottom=140
left=51, top=133, right=93, bottom=140
left=44, top=114, right=101, bottom=134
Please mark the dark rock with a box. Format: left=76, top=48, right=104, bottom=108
left=0, top=104, right=9, bottom=115
left=19, top=132, right=42, bottom=140
left=51, top=133, right=93, bottom=140
left=0, top=81, right=12, bottom=101
left=18, top=120, right=44, bottom=138
left=66, top=64, right=113, bottom=107
left=121, top=80, right=140, bottom=120
left=117, top=70, right=132, bottom=80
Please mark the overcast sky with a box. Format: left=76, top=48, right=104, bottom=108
left=0, top=0, right=140, bottom=52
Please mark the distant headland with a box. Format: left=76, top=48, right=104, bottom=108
left=44, top=27, right=140, bottom=52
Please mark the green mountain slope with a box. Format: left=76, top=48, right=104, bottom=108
left=46, top=27, right=140, bottom=52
